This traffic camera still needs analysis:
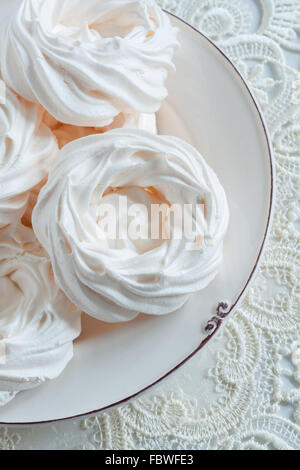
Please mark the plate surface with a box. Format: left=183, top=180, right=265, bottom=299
left=0, top=10, right=273, bottom=424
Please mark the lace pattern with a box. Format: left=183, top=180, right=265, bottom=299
left=0, top=0, right=299, bottom=450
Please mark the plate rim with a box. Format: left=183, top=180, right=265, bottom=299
left=1, top=10, right=274, bottom=426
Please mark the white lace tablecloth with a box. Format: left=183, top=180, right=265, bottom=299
left=1, top=0, right=299, bottom=451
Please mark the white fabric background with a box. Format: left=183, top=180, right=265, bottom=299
left=0, top=0, right=299, bottom=450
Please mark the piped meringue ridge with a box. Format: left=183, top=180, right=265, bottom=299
left=0, top=0, right=179, bottom=126
left=0, top=222, right=81, bottom=399
left=33, top=129, right=229, bottom=323
left=0, top=86, right=57, bottom=227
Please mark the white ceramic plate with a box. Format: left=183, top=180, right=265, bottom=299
left=0, top=10, right=273, bottom=424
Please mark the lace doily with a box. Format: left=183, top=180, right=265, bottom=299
left=1, top=0, right=299, bottom=450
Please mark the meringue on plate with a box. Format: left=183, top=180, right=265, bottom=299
left=0, top=86, right=57, bottom=228
left=0, top=391, right=16, bottom=408
left=43, top=110, right=157, bottom=149
left=0, top=223, right=81, bottom=403
left=1, top=0, right=179, bottom=126
left=33, top=130, right=229, bottom=323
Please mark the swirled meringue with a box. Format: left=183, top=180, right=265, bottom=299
left=0, top=86, right=58, bottom=227
left=0, top=391, right=16, bottom=408
left=33, top=130, right=229, bottom=322
left=0, top=223, right=81, bottom=399
left=21, top=179, right=47, bottom=229
left=43, top=111, right=157, bottom=148
left=1, top=0, right=178, bottom=126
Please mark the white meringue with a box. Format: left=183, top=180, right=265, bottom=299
left=1, top=0, right=179, bottom=126
left=0, top=223, right=81, bottom=399
left=21, top=179, right=47, bottom=229
left=0, top=391, right=16, bottom=408
left=43, top=111, right=157, bottom=149
left=33, top=130, right=229, bottom=323
left=0, top=86, right=58, bottom=228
